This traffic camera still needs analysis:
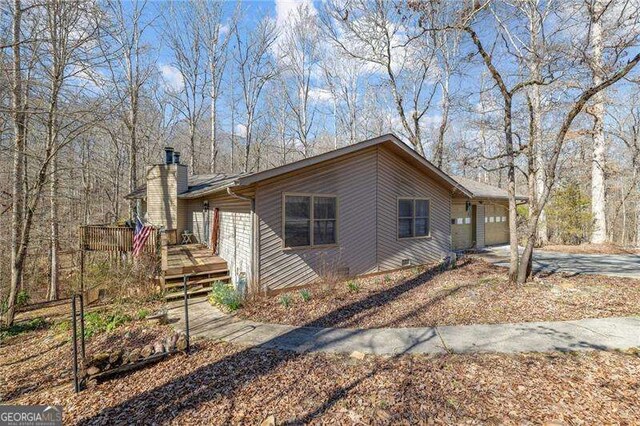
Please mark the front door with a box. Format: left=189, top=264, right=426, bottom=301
left=451, top=203, right=473, bottom=250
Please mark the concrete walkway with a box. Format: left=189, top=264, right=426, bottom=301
left=168, top=298, right=640, bottom=355
left=479, top=245, right=640, bottom=279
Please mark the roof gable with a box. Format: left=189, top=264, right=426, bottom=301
left=126, top=134, right=527, bottom=202
left=236, top=134, right=473, bottom=197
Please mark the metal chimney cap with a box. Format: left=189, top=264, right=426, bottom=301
left=164, top=147, right=175, bottom=164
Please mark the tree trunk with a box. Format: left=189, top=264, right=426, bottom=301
left=48, top=154, right=59, bottom=301
left=189, top=120, right=196, bottom=173
left=434, top=77, right=449, bottom=169
left=209, top=61, right=217, bottom=173
left=504, top=96, right=519, bottom=283
left=244, top=112, right=253, bottom=173
left=7, top=0, right=25, bottom=326
left=128, top=99, right=138, bottom=220
left=590, top=0, right=607, bottom=244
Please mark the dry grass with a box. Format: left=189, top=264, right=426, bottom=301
left=540, top=243, right=640, bottom=255
left=238, top=258, right=640, bottom=328
left=5, top=338, right=640, bottom=425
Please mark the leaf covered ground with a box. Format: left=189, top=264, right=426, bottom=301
left=1, top=300, right=171, bottom=403
left=238, top=258, right=640, bottom=328
left=4, top=336, right=640, bottom=425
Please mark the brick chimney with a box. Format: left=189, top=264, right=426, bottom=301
left=146, top=147, right=188, bottom=233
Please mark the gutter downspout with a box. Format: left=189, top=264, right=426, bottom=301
left=226, top=187, right=259, bottom=295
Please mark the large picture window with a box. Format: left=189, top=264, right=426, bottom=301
left=398, top=198, right=430, bottom=239
left=284, top=194, right=337, bottom=248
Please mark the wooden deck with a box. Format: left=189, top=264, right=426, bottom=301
left=161, top=244, right=230, bottom=300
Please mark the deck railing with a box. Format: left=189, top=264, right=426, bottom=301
left=79, top=225, right=159, bottom=253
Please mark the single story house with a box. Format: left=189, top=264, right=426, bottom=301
left=126, top=134, right=526, bottom=294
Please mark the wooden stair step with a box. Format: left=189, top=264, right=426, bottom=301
left=164, top=269, right=229, bottom=281
left=164, top=275, right=230, bottom=289
left=164, top=263, right=228, bottom=276
left=164, top=287, right=211, bottom=300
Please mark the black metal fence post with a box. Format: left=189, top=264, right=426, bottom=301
left=71, top=295, right=79, bottom=393
left=183, top=275, right=190, bottom=354
left=79, top=293, right=85, bottom=359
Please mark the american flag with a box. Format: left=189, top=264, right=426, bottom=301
left=133, top=217, right=153, bottom=257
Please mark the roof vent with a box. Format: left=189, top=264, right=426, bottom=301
left=164, top=147, right=174, bottom=165
left=401, top=259, right=411, bottom=267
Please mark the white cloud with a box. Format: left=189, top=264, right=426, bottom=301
left=159, top=64, right=184, bottom=92
left=235, top=123, right=247, bottom=138
left=274, top=0, right=316, bottom=30
left=308, top=87, right=333, bottom=103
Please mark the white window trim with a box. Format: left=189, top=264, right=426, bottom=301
left=282, top=192, right=339, bottom=249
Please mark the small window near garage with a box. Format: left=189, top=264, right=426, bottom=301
left=501, top=216, right=507, bottom=222
left=456, top=218, right=464, bottom=225
left=284, top=194, right=337, bottom=248
left=464, top=217, right=471, bottom=224
left=398, top=198, right=430, bottom=238
left=484, top=217, right=488, bottom=223
left=489, top=217, right=495, bottom=223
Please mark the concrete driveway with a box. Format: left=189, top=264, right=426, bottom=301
left=479, top=245, right=640, bottom=279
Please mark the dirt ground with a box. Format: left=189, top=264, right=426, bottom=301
left=238, top=258, right=640, bottom=328
left=540, top=243, right=640, bottom=255
left=4, top=336, right=640, bottom=425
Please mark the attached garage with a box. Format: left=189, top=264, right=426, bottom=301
left=484, top=203, right=509, bottom=246
left=450, top=176, right=527, bottom=251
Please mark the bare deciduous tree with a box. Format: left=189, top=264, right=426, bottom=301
left=233, top=17, right=278, bottom=172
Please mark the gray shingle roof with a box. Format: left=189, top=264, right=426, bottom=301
left=125, top=135, right=527, bottom=203
left=452, top=175, right=528, bottom=201
left=124, top=173, right=245, bottom=200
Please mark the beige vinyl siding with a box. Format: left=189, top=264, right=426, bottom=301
left=219, top=211, right=252, bottom=290
left=185, top=193, right=253, bottom=288
left=376, top=145, right=451, bottom=269
left=451, top=202, right=473, bottom=250
left=185, top=194, right=252, bottom=244
left=475, top=204, right=485, bottom=248
left=256, top=148, right=378, bottom=292
left=485, top=202, right=509, bottom=245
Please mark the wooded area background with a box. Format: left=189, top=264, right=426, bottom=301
left=2, top=0, right=640, bottom=324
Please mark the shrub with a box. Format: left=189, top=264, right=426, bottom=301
left=546, top=182, right=593, bottom=244
left=0, top=317, right=47, bottom=342
left=299, top=289, right=312, bottom=302
left=209, top=281, right=242, bottom=312
left=279, top=293, right=292, bottom=308
left=136, top=308, right=150, bottom=320
left=384, top=274, right=391, bottom=283
left=83, top=310, right=131, bottom=338
left=16, top=290, right=30, bottom=307
left=347, top=280, right=360, bottom=292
